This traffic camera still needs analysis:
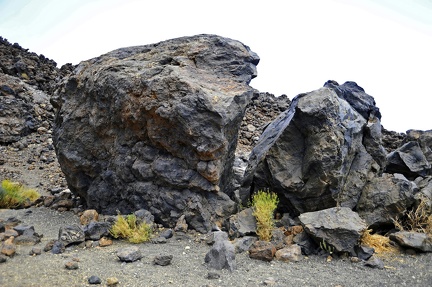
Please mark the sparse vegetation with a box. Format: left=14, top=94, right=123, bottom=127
left=252, top=189, right=279, bottom=241
left=0, top=179, right=40, bottom=208
left=360, top=229, right=399, bottom=255
left=109, top=213, right=152, bottom=243
left=319, top=239, right=334, bottom=255
left=392, top=194, right=432, bottom=235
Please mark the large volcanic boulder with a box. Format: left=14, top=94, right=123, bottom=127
left=52, top=35, right=259, bottom=233
left=240, top=81, right=387, bottom=215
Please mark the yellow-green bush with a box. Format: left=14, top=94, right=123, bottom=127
left=109, top=213, right=152, bottom=243
left=0, top=179, right=40, bottom=208
left=252, top=189, right=279, bottom=241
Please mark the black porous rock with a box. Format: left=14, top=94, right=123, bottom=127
left=52, top=34, right=259, bottom=233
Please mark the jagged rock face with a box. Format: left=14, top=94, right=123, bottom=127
left=52, top=35, right=259, bottom=233
left=241, top=81, right=386, bottom=215
left=0, top=73, right=53, bottom=143
left=356, top=173, right=417, bottom=227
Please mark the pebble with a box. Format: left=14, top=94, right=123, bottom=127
left=0, top=254, right=7, bottom=263
left=106, top=277, right=119, bottom=286
left=64, top=260, right=79, bottom=270
left=206, top=271, right=220, bottom=279
left=99, top=237, right=113, bottom=247
left=153, top=255, right=173, bottom=266
left=29, top=247, right=42, bottom=256
left=88, top=275, right=102, bottom=284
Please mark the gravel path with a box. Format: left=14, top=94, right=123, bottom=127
left=1, top=207, right=431, bottom=287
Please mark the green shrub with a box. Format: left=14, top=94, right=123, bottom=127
left=252, top=189, right=279, bottom=241
left=109, top=213, right=152, bottom=243
left=0, top=179, right=40, bottom=208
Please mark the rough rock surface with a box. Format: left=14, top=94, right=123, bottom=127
left=298, top=207, right=367, bottom=255
left=52, top=35, right=259, bottom=233
left=204, top=231, right=236, bottom=271
left=0, top=73, right=53, bottom=144
left=241, top=81, right=386, bottom=215
left=390, top=231, right=432, bottom=252
left=356, top=173, right=417, bottom=227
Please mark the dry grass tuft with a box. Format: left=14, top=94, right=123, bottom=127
left=392, top=194, right=432, bottom=235
left=252, top=189, right=279, bottom=241
left=109, top=213, right=152, bottom=243
left=0, top=179, right=40, bottom=208
left=360, top=229, right=399, bottom=255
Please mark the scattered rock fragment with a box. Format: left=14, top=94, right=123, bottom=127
left=1, top=236, right=16, bottom=257
left=99, top=237, right=113, bottom=247
left=29, top=247, right=42, bottom=256
left=58, top=225, right=85, bottom=246
left=206, top=271, right=221, bottom=279
left=88, top=275, right=102, bottom=285
left=274, top=244, right=303, bottom=262
left=153, top=255, right=173, bottom=266
left=116, top=246, right=143, bottom=262
left=204, top=231, right=236, bottom=271
left=364, top=255, right=384, bottom=269
left=248, top=240, right=276, bottom=262
left=80, top=209, right=99, bottom=225
left=106, top=277, right=119, bottom=286
left=64, top=260, right=79, bottom=270
left=390, top=231, right=432, bottom=252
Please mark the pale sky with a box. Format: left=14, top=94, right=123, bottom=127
left=1, top=0, right=431, bottom=132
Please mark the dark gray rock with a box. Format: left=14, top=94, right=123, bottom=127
left=134, top=209, right=154, bottom=225
left=364, top=255, right=384, bottom=269
left=12, top=225, right=34, bottom=236
left=298, top=207, right=367, bottom=255
left=116, top=246, right=143, bottom=262
left=153, top=255, right=173, bottom=266
left=355, top=245, right=374, bottom=260
left=58, top=225, right=85, bottom=246
left=233, top=236, right=258, bottom=253
left=228, top=207, right=257, bottom=239
left=241, top=81, right=385, bottom=215
left=406, top=130, right=432, bottom=165
left=206, top=271, right=221, bottom=279
left=84, top=222, right=112, bottom=241
left=293, top=231, right=318, bottom=255
left=151, top=237, right=167, bottom=244
left=390, top=231, right=432, bottom=252
left=88, top=275, right=102, bottom=284
left=52, top=34, right=258, bottom=233
left=159, top=229, right=173, bottom=239
left=0, top=73, right=53, bottom=144
left=0, top=254, right=7, bottom=263
left=51, top=240, right=65, bottom=254
left=357, top=173, right=416, bottom=227
left=204, top=231, right=236, bottom=271
left=386, top=141, right=431, bottom=179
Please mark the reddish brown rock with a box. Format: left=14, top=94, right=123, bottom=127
left=248, top=240, right=276, bottom=262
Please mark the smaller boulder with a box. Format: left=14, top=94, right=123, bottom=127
left=275, top=244, right=303, bottom=262
left=299, top=207, right=366, bottom=255
left=228, top=207, right=257, bottom=238
left=204, top=231, right=236, bottom=271
left=84, top=222, right=112, bottom=241
left=174, top=215, right=188, bottom=233
left=117, top=246, right=143, bottom=262
left=390, top=231, right=432, bottom=252
left=248, top=240, right=276, bottom=262
left=233, top=236, right=258, bottom=254
left=153, top=255, right=173, bottom=266
left=58, top=225, right=85, bottom=246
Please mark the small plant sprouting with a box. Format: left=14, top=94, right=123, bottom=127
left=252, top=189, right=279, bottom=242
left=319, top=239, right=334, bottom=255
left=109, top=213, right=152, bottom=243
